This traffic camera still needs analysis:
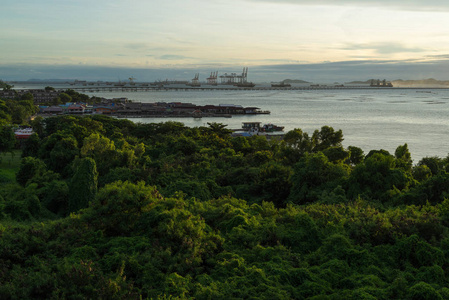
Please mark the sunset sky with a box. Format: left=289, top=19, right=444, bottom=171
left=2, top=0, right=449, bottom=82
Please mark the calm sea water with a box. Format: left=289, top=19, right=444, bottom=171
left=14, top=83, right=449, bottom=162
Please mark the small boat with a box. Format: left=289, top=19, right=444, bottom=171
left=241, top=122, right=284, bottom=134
left=235, top=82, right=255, bottom=88
left=261, top=123, right=284, bottom=132
left=186, top=82, right=201, bottom=87
left=114, top=79, right=126, bottom=87
left=242, top=122, right=261, bottom=131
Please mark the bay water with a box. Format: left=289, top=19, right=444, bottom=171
left=82, top=88, right=449, bottom=162
left=14, top=83, right=449, bottom=162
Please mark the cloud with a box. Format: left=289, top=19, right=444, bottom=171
left=261, top=59, right=302, bottom=63
left=250, top=59, right=449, bottom=82
left=3, top=58, right=449, bottom=82
left=426, top=54, right=449, bottom=59
left=342, top=43, right=426, bottom=54
left=246, top=0, right=449, bottom=11
left=159, top=55, right=192, bottom=60
left=124, top=43, right=148, bottom=50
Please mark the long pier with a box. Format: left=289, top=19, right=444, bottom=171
left=60, top=85, right=394, bottom=93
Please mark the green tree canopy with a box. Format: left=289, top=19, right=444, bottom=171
left=16, top=156, right=47, bottom=187
left=347, top=152, right=414, bottom=202
left=68, top=157, right=98, bottom=212
left=289, top=152, right=349, bottom=204
left=0, top=125, right=15, bottom=154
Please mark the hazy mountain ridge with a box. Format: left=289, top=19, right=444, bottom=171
left=345, top=79, right=372, bottom=84
left=345, top=79, right=391, bottom=84
left=11, top=78, right=449, bottom=87
left=345, top=78, right=449, bottom=87
left=282, top=79, right=310, bottom=83
left=392, top=78, right=449, bottom=87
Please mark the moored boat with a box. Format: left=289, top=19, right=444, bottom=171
left=235, top=82, right=255, bottom=88
left=261, top=123, right=284, bottom=132
left=240, top=122, right=284, bottom=134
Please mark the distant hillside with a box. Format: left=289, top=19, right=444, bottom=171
left=392, top=78, right=449, bottom=87
left=283, top=79, right=310, bottom=84
left=345, top=79, right=375, bottom=84
left=26, top=79, right=72, bottom=82
left=344, top=78, right=449, bottom=87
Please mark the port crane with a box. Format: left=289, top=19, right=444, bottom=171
left=219, top=67, right=250, bottom=85
left=206, top=71, right=218, bottom=85
left=188, top=73, right=201, bottom=87
left=240, top=67, right=248, bottom=84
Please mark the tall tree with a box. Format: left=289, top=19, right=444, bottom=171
left=59, top=93, right=72, bottom=104
left=39, top=131, right=79, bottom=175
left=347, top=146, right=364, bottom=166
left=81, top=133, right=116, bottom=174
left=0, top=125, right=15, bottom=155
left=68, top=157, right=98, bottom=212
left=395, top=143, right=413, bottom=172
left=207, top=122, right=232, bottom=138
left=0, top=99, right=12, bottom=124
left=21, top=133, right=41, bottom=158
left=16, top=156, right=47, bottom=187
left=0, top=80, right=14, bottom=91
left=311, top=126, right=344, bottom=152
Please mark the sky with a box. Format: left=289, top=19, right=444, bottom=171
left=1, top=0, right=449, bottom=82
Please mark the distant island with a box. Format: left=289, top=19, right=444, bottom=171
left=6, top=77, right=449, bottom=88
left=282, top=79, right=310, bottom=84
left=346, top=78, right=449, bottom=88
left=345, top=79, right=374, bottom=84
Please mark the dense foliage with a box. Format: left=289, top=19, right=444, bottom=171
left=1, top=109, right=449, bottom=298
